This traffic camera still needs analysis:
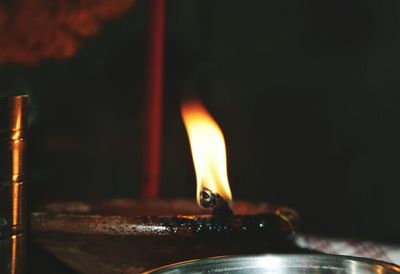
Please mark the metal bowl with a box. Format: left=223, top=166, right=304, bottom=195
left=145, top=254, right=400, bottom=274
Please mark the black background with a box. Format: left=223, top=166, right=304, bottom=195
left=1, top=0, right=399, bottom=248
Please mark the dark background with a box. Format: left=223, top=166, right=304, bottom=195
left=1, top=0, right=399, bottom=244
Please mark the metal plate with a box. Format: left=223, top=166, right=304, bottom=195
left=145, top=254, right=400, bottom=274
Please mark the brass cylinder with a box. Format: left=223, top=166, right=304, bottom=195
left=0, top=95, right=28, bottom=274
left=0, top=95, right=28, bottom=235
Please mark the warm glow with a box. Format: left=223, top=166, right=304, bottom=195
left=11, top=97, right=23, bottom=226
left=11, top=234, right=17, bottom=274
left=181, top=100, right=233, bottom=206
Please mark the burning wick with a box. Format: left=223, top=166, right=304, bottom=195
left=181, top=100, right=234, bottom=218
left=199, top=188, right=233, bottom=218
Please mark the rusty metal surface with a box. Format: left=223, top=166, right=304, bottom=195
left=31, top=199, right=299, bottom=274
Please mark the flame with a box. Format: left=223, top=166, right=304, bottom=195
left=181, top=100, right=232, bottom=206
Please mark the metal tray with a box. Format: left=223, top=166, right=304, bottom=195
left=145, top=254, right=400, bottom=273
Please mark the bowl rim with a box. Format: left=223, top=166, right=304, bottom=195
left=144, top=254, right=400, bottom=273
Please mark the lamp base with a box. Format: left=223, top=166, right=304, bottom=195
left=31, top=199, right=299, bottom=274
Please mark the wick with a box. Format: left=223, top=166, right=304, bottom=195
left=199, top=188, right=233, bottom=218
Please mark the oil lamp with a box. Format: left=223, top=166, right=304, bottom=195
left=31, top=100, right=299, bottom=274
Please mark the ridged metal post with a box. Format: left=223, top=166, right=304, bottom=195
left=0, top=95, right=28, bottom=274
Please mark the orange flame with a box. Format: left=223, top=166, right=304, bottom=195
left=181, top=100, right=233, bottom=207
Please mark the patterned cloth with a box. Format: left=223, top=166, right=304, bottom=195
left=295, top=234, right=400, bottom=265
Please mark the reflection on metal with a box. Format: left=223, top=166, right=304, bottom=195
left=10, top=96, right=23, bottom=141
left=11, top=183, right=23, bottom=228
left=12, top=140, right=22, bottom=181
left=11, top=235, right=16, bottom=274
left=146, top=254, right=400, bottom=274
left=0, top=95, right=28, bottom=234
left=0, top=233, right=25, bottom=274
left=0, top=95, right=28, bottom=274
